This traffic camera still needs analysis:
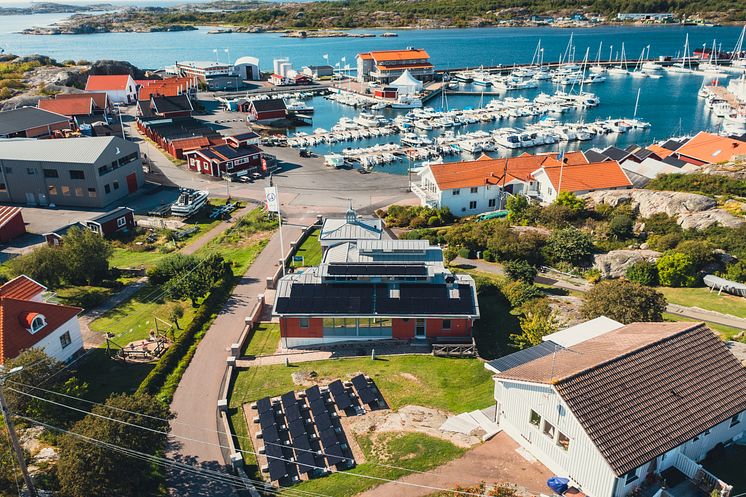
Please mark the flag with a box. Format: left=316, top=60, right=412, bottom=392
left=335, top=62, right=340, bottom=67
left=264, top=186, right=279, bottom=212
left=323, top=54, right=329, bottom=60
left=341, top=56, right=346, bottom=63
left=212, top=49, right=218, bottom=53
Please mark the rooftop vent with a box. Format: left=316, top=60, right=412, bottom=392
left=389, top=287, right=400, bottom=299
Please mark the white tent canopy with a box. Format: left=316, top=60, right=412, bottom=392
left=390, top=70, right=423, bottom=95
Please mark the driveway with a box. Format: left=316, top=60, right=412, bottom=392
left=356, top=432, right=552, bottom=497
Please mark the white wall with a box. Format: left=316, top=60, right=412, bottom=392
left=33, top=316, right=84, bottom=363
left=434, top=184, right=502, bottom=216
left=497, top=379, right=618, bottom=497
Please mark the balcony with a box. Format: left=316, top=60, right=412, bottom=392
left=645, top=452, right=733, bottom=497
left=411, top=183, right=439, bottom=208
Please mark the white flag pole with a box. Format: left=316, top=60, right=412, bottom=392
left=269, top=175, right=286, bottom=276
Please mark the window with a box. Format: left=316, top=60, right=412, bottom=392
left=488, top=198, right=496, bottom=207
left=27, top=167, right=36, bottom=175
left=59, top=331, right=72, bottom=349
left=98, top=165, right=109, bottom=175
left=43, top=169, right=59, bottom=178
left=48, top=185, right=57, bottom=196
left=113, top=181, right=120, bottom=190
left=730, top=414, right=740, bottom=427
left=116, top=216, right=127, bottom=228
left=61, top=186, right=71, bottom=196
left=442, top=319, right=451, bottom=330
left=542, top=420, right=555, bottom=439
left=557, top=432, right=570, bottom=451
left=104, top=184, right=111, bottom=194
left=529, top=410, right=541, bottom=427
left=470, top=187, right=478, bottom=194
left=469, top=201, right=477, bottom=209
left=624, top=468, right=638, bottom=485
left=0, top=183, right=6, bottom=192
left=452, top=189, right=460, bottom=196
left=88, top=188, right=97, bottom=198
left=4, top=167, right=12, bottom=174
left=69, top=170, right=85, bottom=180
left=29, top=314, right=47, bottom=334
left=74, top=187, right=84, bottom=197
left=299, top=318, right=309, bottom=328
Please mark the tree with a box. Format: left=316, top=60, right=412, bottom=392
left=0, top=425, right=25, bottom=496
left=164, top=254, right=231, bottom=306
left=3, top=349, right=87, bottom=425
left=165, top=301, right=185, bottom=330
left=657, top=252, right=698, bottom=287
left=675, top=240, right=716, bottom=270
left=504, top=260, right=537, bottom=284
left=510, top=299, right=559, bottom=349
left=554, top=191, right=586, bottom=213
left=7, top=245, right=67, bottom=288
left=607, top=214, right=634, bottom=240
left=57, top=393, right=172, bottom=497
left=501, top=279, right=543, bottom=308
left=625, top=260, right=659, bottom=286
left=147, top=253, right=198, bottom=285
left=506, top=194, right=529, bottom=223
left=724, top=260, right=746, bottom=283
left=443, top=247, right=457, bottom=265
left=543, top=227, right=594, bottom=266
left=61, top=226, right=113, bottom=285
left=581, top=280, right=667, bottom=324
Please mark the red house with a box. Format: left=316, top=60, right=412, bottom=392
left=273, top=239, right=479, bottom=348
left=247, top=99, right=287, bottom=122
left=83, top=207, right=136, bottom=238
left=373, top=87, right=398, bottom=99
left=184, top=133, right=263, bottom=178
left=0, top=206, right=26, bottom=243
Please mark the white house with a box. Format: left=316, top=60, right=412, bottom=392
left=489, top=321, right=745, bottom=497
left=85, top=74, right=138, bottom=105
left=529, top=160, right=633, bottom=204
left=0, top=275, right=84, bottom=364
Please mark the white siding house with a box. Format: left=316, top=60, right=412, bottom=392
left=29, top=315, right=84, bottom=364
left=491, top=321, right=745, bottom=497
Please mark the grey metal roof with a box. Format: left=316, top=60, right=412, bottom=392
left=0, top=136, right=136, bottom=164
left=486, top=341, right=561, bottom=373
left=323, top=241, right=443, bottom=265
left=320, top=218, right=383, bottom=242
left=0, top=107, right=69, bottom=136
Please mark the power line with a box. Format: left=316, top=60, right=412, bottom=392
left=10, top=388, right=493, bottom=497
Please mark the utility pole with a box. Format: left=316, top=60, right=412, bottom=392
left=0, top=367, right=39, bottom=497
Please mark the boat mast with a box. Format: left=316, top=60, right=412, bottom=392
left=633, top=87, right=641, bottom=117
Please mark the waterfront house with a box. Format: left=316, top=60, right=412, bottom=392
left=137, top=77, right=196, bottom=100
left=0, top=206, right=26, bottom=243
left=531, top=160, right=633, bottom=203
left=490, top=320, right=744, bottom=497
left=273, top=239, right=479, bottom=348
left=246, top=99, right=288, bottom=122
left=319, top=208, right=383, bottom=248
left=137, top=94, right=193, bottom=119
left=0, top=107, right=71, bottom=139
left=38, top=95, right=94, bottom=119
left=0, top=136, right=144, bottom=208
left=85, top=74, right=138, bottom=105
left=172, top=60, right=232, bottom=82
left=135, top=116, right=221, bottom=159
left=0, top=275, right=84, bottom=364
left=356, top=49, right=434, bottom=85
left=672, top=131, right=746, bottom=166
left=184, top=132, right=264, bottom=178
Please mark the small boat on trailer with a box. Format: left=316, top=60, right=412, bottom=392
left=171, top=188, right=209, bottom=217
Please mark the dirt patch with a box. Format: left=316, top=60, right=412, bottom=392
left=398, top=372, right=421, bottom=383
left=346, top=405, right=481, bottom=448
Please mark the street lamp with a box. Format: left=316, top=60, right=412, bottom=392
left=0, top=365, right=38, bottom=497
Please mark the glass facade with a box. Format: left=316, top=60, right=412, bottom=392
left=322, top=317, right=393, bottom=338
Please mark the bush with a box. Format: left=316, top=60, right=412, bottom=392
left=583, top=268, right=602, bottom=283
left=647, top=173, right=746, bottom=196
left=457, top=247, right=472, bottom=259
left=554, top=191, right=586, bottom=214
left=625, top=260, right=659, bottom=286
left=482, top=249, right=495, bottom=262
left=543, top=227, right=594, bottom=266
left=641, top=213, right=681, bottom=236
left=607, top=214, right=634, bottom=240
left=581, top=279, right=667, bottom=323
left=647, top=233, right=683, bottom=252
left=723, top=260, right=746, bottom=283
left=443, top=247, right=458, bottom=265
left=147, top=254, right=198, bottom=284
left=657, top=252, right=698, bottom=287
left=675, top=240, right=716, bottom=270
left=501, top=279, right=543, bottom=308
left=504, top=260, right=537, bottom=283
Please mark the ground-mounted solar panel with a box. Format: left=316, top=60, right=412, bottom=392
left=319, top=427, right=339, bottom=449
left=296, top=450, right=317, bottom=474
left=310, top=398, right=327, bottom=417
left=259, top=410, right=276, bottom=429
left=285, top=402, right=302, bottom=422
left=314, top=411, right=333, bottom=432
left=281, top=391, right=296, bottom=409
left=261, top=424, right=281, bottom=443
left=324, top=442, right=345, bottom=466
left=267, top=458, right=288, bottom=482
left=328, top=380, right=354, bottom=410
left=305, top=385, right=322, bottom=402
left=256, top=397, right=271, bottom=414
left=289, top=419, right=306, bottom=438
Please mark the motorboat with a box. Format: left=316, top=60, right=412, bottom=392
left=171, top=189, right=209, bottom=217
left=284, top=98, right=315, bottom=114
left=391, top=96, right=423, bottom=109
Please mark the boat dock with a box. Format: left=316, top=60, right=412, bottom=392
left=706, top=84, right=745, bottom=111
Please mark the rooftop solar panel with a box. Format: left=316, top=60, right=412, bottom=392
left=326, top=263, right=428, bottom=277
left=256, top=397, right=271, bottom=413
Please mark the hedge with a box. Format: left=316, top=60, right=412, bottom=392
left=136, top=275, right=234, bottom=401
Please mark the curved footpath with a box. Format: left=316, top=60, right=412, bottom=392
left=167, top=222, right=304, bottom=497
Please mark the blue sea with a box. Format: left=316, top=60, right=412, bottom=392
left=1, top=13, right=744, bottom=171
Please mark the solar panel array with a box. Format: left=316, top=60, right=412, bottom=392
left=326, top=263, right=429, bottom=278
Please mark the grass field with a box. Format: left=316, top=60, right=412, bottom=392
left=663, top=312, right=744, bottom=340
left=291, top=228, right=322, bottom=268
left=241, top=323, right=280, bottom=357
left=282, top=432, right=466, bottom=497
left=657, top=286, right=746, bottom=318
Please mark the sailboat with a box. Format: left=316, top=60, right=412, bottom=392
left=666, top=34, right=694, bottom=73
left=697, top=39, right=729, bottom=78
left=729, top=25, right=746, bottom=69
left=630, top=49, right=650, bottom=78
left=608, top=43, right=630, bottom=75
left=589, top=41, right=607, bottom=74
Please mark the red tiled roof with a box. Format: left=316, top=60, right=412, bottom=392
left=55, top=92, right=109, bottom=110
left=646, top=144, right=674, bottom=158
left=0, top=297, right=81, bottom=363
left=675, top=131, right=745, bottom=164
left=428, top=155, right=552, bottom=190
left=38, top=96, right=93, bottom=117
left=0, top=276, right=46, bottom=301
left=364, top=49, right=430, bottom=62
left=85, top=74, right=132, bottom=91
left=0, top=206, right=22, bottom=230
left=171, top=136, right=211, bottom=151
left=539, top=160, right=632, bottom=193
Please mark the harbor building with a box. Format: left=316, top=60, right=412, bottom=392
left=85, top=74, right=138, bottom=105
left=488, top=320, right=743, bottom=497
left=273, top=239, right=479, bottom=348
left=355, top=48, right=434, bottom=85
left=0, top=107, right=71, bottom=139
left=184, top=132, right=264, bottom=178
left=319, top=207, right=383, bottom=248
left=0, top=136, right=144, bottom=208
left=615, top=12, right=675, bottom=22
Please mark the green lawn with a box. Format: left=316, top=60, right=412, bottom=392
left=283, top=432, right=465, bottom=497
left=241, top=323, right=280, bottom=357
left=663, top=313, right=744, bottom=340
left=657, top=286, right=746, bottom=318
left=88, top=284, right=197, bottom=346
left=291, top=228, right=322, bottom=268
left=75, top=349, right=156, bottom=403
left=54, top=285, right=116, bottom=309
